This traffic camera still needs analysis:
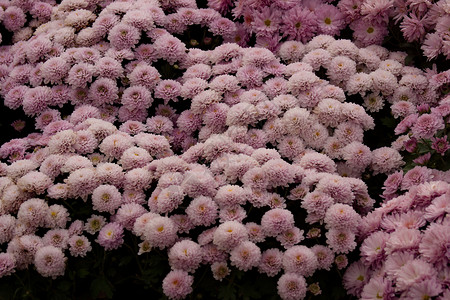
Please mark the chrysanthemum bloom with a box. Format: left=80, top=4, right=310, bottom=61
left=401, top=166, right=433, bottom=190
left=99, top=133, right=134, bottom=159
left=40, top=57, right=70, bottom=85
left=152, top=185, right=184, bottom=214
left=395, top=259, right=436, bottom=291
left=214, top=185, right=246, bottom=208
left=96, top=222, right=124, bottom=251
left=277, top=227, right=304, bottom=249
left=324, top=203, right=361, bottom=231
left=261, top=208, right=295, bottom=237
left=181, top=169, right=218, bottom=198
left=34, top=246, right=67, bottom=279
left=68, top=235, right=92, bottom=257
left=83, top=215, right=106, bottom=235
left=370, top=69, right=398, bottom=96
left=118, top=147, right=152, bottom=170
left=411, top=113, right=445, bottom=139
left=0, top=215, right=16, bottom=244
left=261, top=159, right=296, bottom=188
left=385, top=228, right=422, bottom=255
left=277, top=272, right=307, bottom=300
left=315, top=4, right=345, bottom=36
left=153, top=34, right=187, bottom=65
left=298, top=152, right=336, bottom=174
left=91, top=184, right=122, bottom=214
left=45, top=204, right=70, bottom=229
left=418, top=223, right=449, bottom=267
left=334, top=254, right=348, bottom=269
left=94, top=57, right=124, bottom=79
left=371, top=147, right=404, bottom=175
left=176, top=110, right=202, bottom=134
left=168, top=240, right=202, bottom=273
left=3, top=6, right=27, bottom=32
left=326, top=229, right=357, bottom=253
left=282, top=245, right=318, bottom=277
left=213, top=221, right=248, bottom=251
left=17, top=198, right=49, bottom=229
left=343, top=260, right=369, bottom=297
left=257, top=248, right=283, bottom=277
left=115, top=203, right=147, bottom=230
left=230, top=241, right=261, bottom=271
left=108, top=23, right=141, bottom=50
left=162, top=269, right=194, bottom=300
left=360, top=231, right=389, bottom=266
left=146, top=116, right=173, bottom=135
left=121, top=85, right=153, bottom=111
left=16, top=171, right=52, bottom=195
left=0, top=253, right=16, bottom=278
left=23, top=86, right=52, bottom=116
left=211, top=261, right=230, bottom=281
left=404, top=277, right=443, bottom=300
left=143, top=216, right=178, bottom=249
left=186, top=196, right=219, bottom=226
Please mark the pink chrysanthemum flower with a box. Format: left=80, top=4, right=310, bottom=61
left=324, top=204, right=361, bottom=232
left=281, top=7, right=317, bottom=43
left=326, top=228, right=357, bottom=254
left=115, top=203, right=147, bottom=231
left=168, top=240, right=202, bottom=273
left=282, top=245, right=318, bottom=277
left=213, top=221, right=248, bottom=251
left=258, top=248, right=283, bottom=277
left=186, top=196, right=219, bottom=227
left=230, top=241, right=261, bottom=271
left=108, top=23, right=141, bottom=50
left=162, top=269, right=194, bottom=300
left=96, top=222, right=124, bottom=251
left=91, top=184, right=122, bottom=214
left=277, top=272, right=307, bottom=300
left=343, top=260, right=369, bottom=297
left=261, top=208, right=295, bottom=237
left=315, top=4, right=346, bottom=36
left=311, top=245, right=334, bottom=271
left=371, top=147, right=404, bottom=175
left=411, top=113, right=445, bottom=139
left=143, top=216, right=178, bottom=249
left=68, top=235, right=92, bottom=257
left=34, top=246, right=66, bottom=279
left=0, top=253, right=16, bottom=278
left=276, top=227, right=304, bottom=249
left=210, top=261, right=230, bottom=281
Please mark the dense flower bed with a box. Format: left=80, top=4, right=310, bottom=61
left=0, top=0, right=448, bottom=299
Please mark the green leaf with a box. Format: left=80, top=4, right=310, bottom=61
left=57, top=280, right=71, bottom=292
left=90, top=276, right=114, bottom=299
left=118, top=255, right=132, bottom=267
left=218, top=285, right=236, bottom=300
left=380, top=116, right=397, bottom=129
left=77, top=268, right=90, bottom=279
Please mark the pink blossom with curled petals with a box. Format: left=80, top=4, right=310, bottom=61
left=34, top=246, right=66, bottom=279
left=162, top=269, right=193, bottom=300
left=144, top=216, right=178, bottom=250
left=0, top=253, right=16, bottom=278
left=168, top=240, right=202, bottom=273
left=277, top=272, right=307, bottom=300
left=96, top=222, right=124, bottom=251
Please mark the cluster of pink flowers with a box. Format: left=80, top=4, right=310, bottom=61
left=0, top=0, right=238, bottom=123
left=0, top=0, right=448, bottom=299
left=344, top=170, right=450, bottom=300
left=389, top=69, right=450, bottom=173
left=0, top=112, right=373, bottom=300
left=206, top=0, right=450, bottom=59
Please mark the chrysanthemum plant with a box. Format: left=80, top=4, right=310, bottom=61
left=0, top=0, right=449, bottom=299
